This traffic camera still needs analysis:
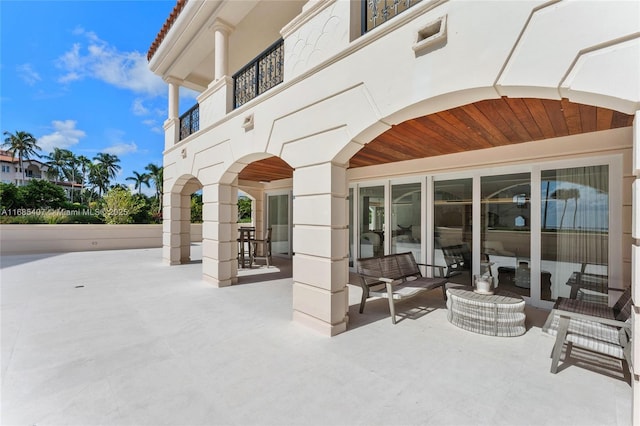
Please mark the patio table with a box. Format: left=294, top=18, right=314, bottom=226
left=446, top=287, right=526, bottom=337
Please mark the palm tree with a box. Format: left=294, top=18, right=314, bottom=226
left=126, top=171, right=150, bottom=195
left=88, top=162, right=110, bottom=196
left=93, top=152, right=121, bottom=182
left=145, top=163, right=163, bottom=212
left=44, top=148, right=73, bottom=183
left=77, top=155, right=91, bottom=202
left=65, top=153, right=83, bottom=203
left=551, top=187, right=581, bottom=229
left=2, top=131, right=41, bottom=185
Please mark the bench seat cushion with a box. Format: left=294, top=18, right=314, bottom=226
left=371, top=277, right=448, bottom=300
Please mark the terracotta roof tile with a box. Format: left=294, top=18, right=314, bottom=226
left=147, top=0, right=188, bottom=62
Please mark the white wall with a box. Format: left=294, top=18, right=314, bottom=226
left=0, top=223, right=203, bottom=255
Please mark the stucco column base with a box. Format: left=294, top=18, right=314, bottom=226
left=292, top=310, right=347, bottom=337
left=202, top=274, right=236, bottom=288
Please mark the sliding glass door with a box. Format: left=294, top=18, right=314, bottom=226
left=481, top=173, right=532, bottom=298
left=541, top=165, right=609, bottom=303
left=359, top=185, right=385, bottom=258
left=267, top=193, right=291, bottom=257
left=390, top=182, right=421, bottom=261
left=434, top=178, right=473, bottom=285
left=349, top=157, right=617, bottom=307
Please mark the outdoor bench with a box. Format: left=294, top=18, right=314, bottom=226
left=355, top=252, right=449, bottom=324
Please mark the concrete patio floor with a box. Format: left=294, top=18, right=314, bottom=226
left=1, top=244, right=632, bottom=425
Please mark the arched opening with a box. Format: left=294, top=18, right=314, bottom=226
left=344, top=96, right=634, bottom=309
left=163, top=174, right=203, bottom=266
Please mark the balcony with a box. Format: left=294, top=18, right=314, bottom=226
left=233, top=38, right=284, bottom=108
left=179, top=103, right=199, bottom=141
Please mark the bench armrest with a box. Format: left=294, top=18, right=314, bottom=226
left=554, top=309, right=631, bottom=330
left=356, top=272, right=400, bottom=285
left=415, top=263, right=447, bottom=278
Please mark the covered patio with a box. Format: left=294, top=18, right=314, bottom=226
left=1, top=245, right=631, bottom=425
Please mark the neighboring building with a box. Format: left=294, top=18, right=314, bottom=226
left=0, top=150, right=50, bottom=185
left=148, top=0, right=638, bottom=408
left=0, top=150, right=81, bottom=198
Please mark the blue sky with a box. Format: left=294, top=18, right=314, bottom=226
left=1, top=0, right=184, bottom=194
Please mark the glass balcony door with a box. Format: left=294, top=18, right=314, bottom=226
left=267, top=192, right=291, bottom=258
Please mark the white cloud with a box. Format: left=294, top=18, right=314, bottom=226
left=56, top=27, right=165, bottom=97
left=141, top=119, right=163, bottom=134
left=104, top=142, right=138, bottom=156
left=17, top=63, right=42, bottom=86
left=39, top=120, right=86, bottom=153
left=132, top=98, right=149, bottom=116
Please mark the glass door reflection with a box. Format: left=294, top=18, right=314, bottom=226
left=541, top=165, right=609, bottom=303
left=434, top=178, right=473, bottom=285
left=268, top=193, right=290, bottom=257
left=390, top=182, right=421, bottom=261
left=359, top=186, right=385, bottom=258
left=481, top=173, right=532, bottom=298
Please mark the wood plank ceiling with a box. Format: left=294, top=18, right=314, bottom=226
left=238, top=98, right=635, bottom=182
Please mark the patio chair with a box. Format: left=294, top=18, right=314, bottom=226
left=251, top=227, right=272, bottom=267
left=237, top=227, right=255, bottom=268
left=440, top=243, right=471, bottom=279
left=565, top=262, right=609, bottom=304
left=541, top=287, right=632, bottom=376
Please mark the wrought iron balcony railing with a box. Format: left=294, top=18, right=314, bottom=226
left=233, top=39, right=284, bottom=109
left=363, top=0, right=423, bottom=33
left=179, top=103, right=199, bottom=140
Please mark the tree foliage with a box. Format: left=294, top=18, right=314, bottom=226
left=101, top=187, right=144, bottom=224
left=0, top=182, right=21, bottom=210
left=2, top=130, right=41, bottom=184
left=19, top=179, right=67, bottom=209
left=238, top=197, right=252, bottom=223
left=191, top=193, right=203, bottom=223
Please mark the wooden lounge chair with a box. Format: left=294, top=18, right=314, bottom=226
left=542, top=287, right=633, bottom=376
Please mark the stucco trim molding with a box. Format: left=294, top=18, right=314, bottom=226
left=281, top=0, right=337, bottom=39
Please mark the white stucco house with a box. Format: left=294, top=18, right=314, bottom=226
left=0, top=149, right=81, bottom=199
left=148, top=0, right=639, bottom=415
left=0, top=150, right=50, bottom=185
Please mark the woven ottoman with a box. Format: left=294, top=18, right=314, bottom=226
left=446, top=287, right=526, bottom=336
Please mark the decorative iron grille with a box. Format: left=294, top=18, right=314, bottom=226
left=233, top=39, right=284, bottom=109
left=179, top=103, right=199, bottom=140
left=364, top=0, right=423, bottom=33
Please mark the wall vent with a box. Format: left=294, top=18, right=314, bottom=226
left=413, top=15, right=447, bottom=55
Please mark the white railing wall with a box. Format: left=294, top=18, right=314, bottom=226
left=0, top=223, right=203, bottom=255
